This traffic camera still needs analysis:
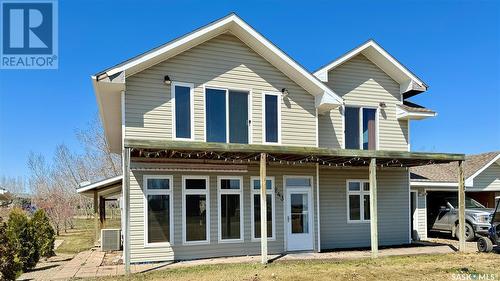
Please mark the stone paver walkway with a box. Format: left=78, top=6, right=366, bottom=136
left=18, top=242, right=460, bottom=280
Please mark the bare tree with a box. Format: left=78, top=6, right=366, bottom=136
left=0, top=176, right=26, bottom=194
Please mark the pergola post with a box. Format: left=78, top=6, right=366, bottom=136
left=458, top=160, right=466, bottom=251
left=260, top=152, right=268, bottom=264
left=369, top=158, right=378, bottom=258
left=123, top=147, right=131, bottom=274
left=94, top=191, right=100, bottom=244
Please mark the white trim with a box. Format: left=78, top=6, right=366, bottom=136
left=408, top=172, right=412, bottom=243
left=313, top=40, right=427, bottom=91
left=143, top=175, right=174, bottom=248
left=410, top=189, right=418, bottom=242
left=411, top=181, right=460, bottom=187
left=343, top=105, right=379, bottom=150
left=182, top=175, right=210, bottom=245
left=98, top=14, right=342, bottom=103
left=283, top=175, right=314, bottom=251
left=262, top=92, right=282, bottom=145
left=346, top=179, right=371, bottom=223
left=250, top=176, right=276, bottom=241
left=396, top=105, right=436, bottom=120
left=217, top=176, right=244, bottom=243
left=77, top=175, right=123, bottom=193
left=203, top=84, right=252, bottom=144
left=315, top=108, right=319, bottom=147
left=171, top=81, right=195, bottom=141
left=407, top=119, right=411, bottom=151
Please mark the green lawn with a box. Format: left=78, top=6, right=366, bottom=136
left=56, top=217, right=120, bottom=254
left=90, top=252, right=500, bottom=281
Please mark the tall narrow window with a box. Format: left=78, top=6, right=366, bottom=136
left=183, top=176, right=209, bottom=244
left=344, top=106, right=377, bottom=150
left=218, top=177, right=243, bottom=242
left=205, top=88, right=249, bottom=144
left=263, top=93, right=280, bottom=143
left=347, top=180, right=370, bottom=222
left=206, top=88, right=227, bottom=142
left=144, top=176, right=172, bottom=245
left=172, top=82, right=193, bottom=140
left=251, top=177, right=275, bottom=240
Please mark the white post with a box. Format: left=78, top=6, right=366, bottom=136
left=260, top=153, right=268, bottom=264
left=123, top=148, right=131, bottom=274
left=369, top=158, right=378, bottom=258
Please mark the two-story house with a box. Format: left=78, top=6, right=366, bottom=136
left=84, top=14, right=465, bottom=268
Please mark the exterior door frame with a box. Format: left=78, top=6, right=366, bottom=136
left=284, top=176, right=314, bottom=251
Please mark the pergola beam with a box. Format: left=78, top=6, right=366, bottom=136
left=369, top=158, right=378, bottom=258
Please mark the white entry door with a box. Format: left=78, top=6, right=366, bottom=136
left=286, top=182, right=313, bottom=251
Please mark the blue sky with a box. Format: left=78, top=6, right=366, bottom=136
left=1, top=0, right=499, bottom=178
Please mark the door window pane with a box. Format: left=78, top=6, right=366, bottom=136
left=220, top=179, right=240, bottom=190
left=254, top=194, right=273, bottom=238
left=147, top=178, right=170, bottom=190
left=221, top=194, right=241, bottom=240
left=345, top=107, right=360, bottom=149
left=206, top=88, right=226, bottom=142
left=363, top=108, right=376, bottom=150
left=147, top=195, right=170, bottom=243
left=185, top=179, right=206, bottom=190
left=174, top=85, right=191, bottom=139
left=185, top=194, right=207, bottom=241
left=349, top=195, right=360, bottom=221
left=291, top=194, right=309, bottom=234
left=265, top=94, right=278, bottom=143
left=363, top=182, right=370, bottom=191
left=364, top=195, right=370, bottom=220
left=348, top=182, right=360, bottom=191
left=229, top=91, right=248, bottom=144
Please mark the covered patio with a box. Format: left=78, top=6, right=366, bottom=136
left=121, top=138, right=466, bottom=274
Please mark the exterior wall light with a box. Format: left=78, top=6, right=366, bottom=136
left=281, top=88, right=289, bottom=98
left=164, top=75, right=171, bottom=85
left=379, top=102, right=387, bottom=108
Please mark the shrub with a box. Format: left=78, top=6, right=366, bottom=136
left=32, top=209, right=56, bottom=257
left=7, top=208, right=40, bottom=271
left=0, top=219, right=22, bottom=280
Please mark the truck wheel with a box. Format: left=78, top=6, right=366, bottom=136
left=477, top=237, right=493, bottom=253
left=454, top=223, right=475, bottom=241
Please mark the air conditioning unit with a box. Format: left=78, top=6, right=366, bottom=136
left=101, top=229, right=121, bottom=251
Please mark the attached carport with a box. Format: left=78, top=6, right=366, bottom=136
left=77, top=175, right=123, bottom=244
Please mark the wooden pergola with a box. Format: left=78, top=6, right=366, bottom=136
left=121, top=139, right=466, bottom=273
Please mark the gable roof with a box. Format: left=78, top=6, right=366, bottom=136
left=93, top=13, right=343, bottom=153
left=313, top=40, right=428, bottom=97
left=410, top=151, right=500, bottom=185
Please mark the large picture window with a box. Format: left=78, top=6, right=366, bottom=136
left=182, top=176, right=210, bottom=244
left=346, top=180, right=370, bottom=222
left=205, top=87, right=249, bottom=144
left=251, top=177, right=275, bottom=240
left=217, top=177, right=243, bottom=242
left=344, top=106, right=377, bottom=150
left=172, top=82, right=194, bottom=140
left=144, top=175, right=172, bottom=246
left=263, top=93, right=281, bottom=144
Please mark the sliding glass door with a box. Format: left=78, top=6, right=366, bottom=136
left=206, top=88, right=249, bottom=144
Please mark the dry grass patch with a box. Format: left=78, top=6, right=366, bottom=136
left=91, top=252, right=500, bottom=281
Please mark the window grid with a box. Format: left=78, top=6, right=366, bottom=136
left=346, top=180, right=371, bottom=223
left=250, top=176, right=276, bottom=241
left=217, top=176, right=244, bottom=243
left=143, top=175, right=173, bottom=247
left=182, top=176, right=210, bottom=245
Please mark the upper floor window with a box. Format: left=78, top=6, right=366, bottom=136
left=345, top=106, right=377, bottom=150
left=172, top=82, right=194, bottom=140
left=263, top=92, right=281, bottom=144
left=205, top=87, right=249, bottom=144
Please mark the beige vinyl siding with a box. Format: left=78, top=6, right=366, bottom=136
left=411, top=187, right=428, bottom=240
left=128, top=161, right=317, bottom=262
left=319, top=168, right=410, bottom=249
left=125, top=32, right=316, bottom=146
left=318, top=106, right=343, bottom=149
left=471, top=163, right=500, bottom=191
left=320, top=54, right=409, bottom=151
